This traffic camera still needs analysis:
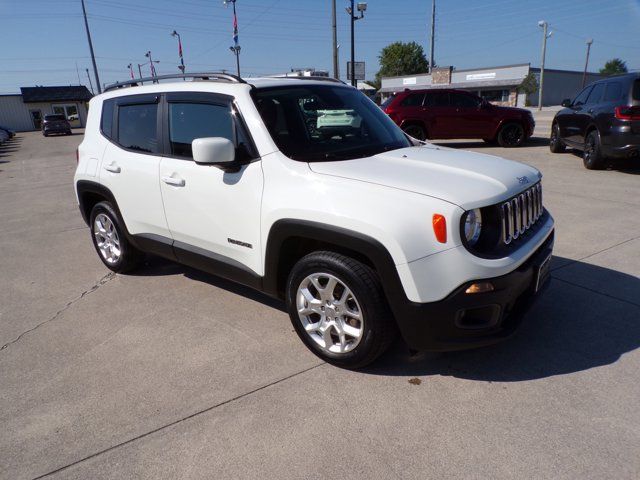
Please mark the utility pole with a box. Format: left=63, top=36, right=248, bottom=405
left=332, top=0, right=338, bottom=79
left=537, top=20, right=552, bottom=111
left=582, top=39, right=593, bottom=88
left=429, top=0, right=435, bottom=73
left=81, top=0, right=101, bottom=94
left=85, top=68, right=94, bottom=95
left=75, top=62, right=81, bottom=85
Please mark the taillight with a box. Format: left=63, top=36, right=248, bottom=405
left=614, top=106, right=640, bottom=120
left=432, top=214, right=447, bottom=243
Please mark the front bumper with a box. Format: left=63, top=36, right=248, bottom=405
left=392, top=230, right=554, bottom=351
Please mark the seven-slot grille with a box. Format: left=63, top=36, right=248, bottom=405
left=501, top=183, right=543, bottom=245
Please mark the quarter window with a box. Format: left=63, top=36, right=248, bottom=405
left=101, top=100, right=115, bottom=139
left=117, top=103, right=158, bottom=153
left=168, top=102, right=234, bottom=158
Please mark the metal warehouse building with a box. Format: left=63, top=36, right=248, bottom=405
left=380, top=63, right=603, bottom=107
left=0, top=86, right=92, bottom=132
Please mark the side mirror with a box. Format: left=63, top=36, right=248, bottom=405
left=561, top=99, right=572, bottom=107
left=192, top=137, right=235, bottom=165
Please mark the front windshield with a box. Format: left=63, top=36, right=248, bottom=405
left=252, top=85, right=411, bottom=161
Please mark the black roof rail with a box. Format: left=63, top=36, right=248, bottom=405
left=268, top=75, right=346, bottom=84
left=104, top=72, right=246, bottom=92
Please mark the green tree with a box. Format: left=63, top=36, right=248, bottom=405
left=375, top=41, right=429, bottom=85
left=599, top=58, right=628, bottom=76
left=517, top=72, right=538, bottom=95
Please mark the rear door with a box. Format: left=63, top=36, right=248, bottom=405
left=99, top=94, right=171, bottom=240
left=159, top=92, right=264, bottom=274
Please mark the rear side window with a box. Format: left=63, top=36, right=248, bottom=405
left=400, top=93, right=425, bottom=107
left=100, top=100, right=115, bottom=139
left=424, top=92, right=449, bottom=107
left=587, top=83, right=606, bottom=104
left=633, top=80, right=640, bottom=101
left=604, top=82, right=623, bottom=102
left=117, top=103, right=158, bottom=153
left=450, top=93, right=480, bottom=108
left=168, top=102, right=234, bottom=158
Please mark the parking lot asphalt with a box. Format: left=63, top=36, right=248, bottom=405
left=1, top=129, right=639, bottom=479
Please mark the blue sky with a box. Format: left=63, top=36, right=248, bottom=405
left=1, top=0, right=639, bottom=93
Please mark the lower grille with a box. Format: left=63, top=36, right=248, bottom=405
left=501, top=183, right=543, bottom=245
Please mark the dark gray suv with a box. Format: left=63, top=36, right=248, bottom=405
left=42, top=114, right=72, bottom=137
left=550, top=73, right=640, bottom=169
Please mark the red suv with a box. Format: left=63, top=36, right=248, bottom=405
left=382, top=89, right=535, bottom=147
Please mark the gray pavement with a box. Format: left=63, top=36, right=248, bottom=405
left=0, top=131, right=639, bottom=479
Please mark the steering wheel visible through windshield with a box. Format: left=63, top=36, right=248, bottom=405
left=252, top=84, right=411, bottom=162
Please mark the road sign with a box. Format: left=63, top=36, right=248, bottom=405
left=347, top=61, right=365, bottom=81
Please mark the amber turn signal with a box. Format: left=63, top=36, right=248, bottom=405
left=465, top=282, right=495, bottom=294
left=432, top=214, right=447, bottom=243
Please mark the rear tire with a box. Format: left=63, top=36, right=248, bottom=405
left=497, top=122, right=525, bottom=148
left=402, top=124, right=427, bottom=141
left=549, top=123, right=565, bottom=153
left=89, top=201, right=143, bottom=273
left=583, top=130, right=605, bottom=170
left=286, top=251, right=396, bottom=369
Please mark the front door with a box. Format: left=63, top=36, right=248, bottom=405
left=159, top=93, right=264, bottom=274
left=448, top=91, right=491, bottom=138
left=30, top=110, right=42, bottom=129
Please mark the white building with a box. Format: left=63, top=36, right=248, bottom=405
left=0, top=86, right=92, bottom=132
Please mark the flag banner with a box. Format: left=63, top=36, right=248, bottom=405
left=233, top=14, right=238, bottom=46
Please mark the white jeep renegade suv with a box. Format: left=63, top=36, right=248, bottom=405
left=74, top=73, right=554, bottom=368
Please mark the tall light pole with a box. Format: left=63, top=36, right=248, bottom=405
left=346, top=1, right=367, bottom=87
left=137, top=64, right=144, bottom=84
left=537, top=20, right=552, bottom=111
left=224, top=0, right=241, bottom=77
left=127, top=63, right=135, bottom=80
left=81, top=0, right=101, bottom=94
left=582, top=39, right=593, bottom=88
left=331, top=0, right=338, bottom=79
left=429, top=0, right=435, bottom=73
left=171, top=30, right=186, bottom=77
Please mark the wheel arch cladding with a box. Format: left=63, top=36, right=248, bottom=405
left=263, top=219, right=408, bottom=307
left=76, top=181, right=122, bottom=227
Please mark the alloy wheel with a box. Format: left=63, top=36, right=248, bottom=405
left=296, top=273, right=364, bottom=354
left=93, top=213, right=121, bottom=264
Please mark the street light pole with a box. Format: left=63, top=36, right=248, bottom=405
left=346, top=1, right=367, bottom=88
left=537, top=20, right=552, bottom=111
left=145, top=51, right=157, bottom=80
left=429, top=0, right=435, bottom=73
left=81, top=0, right=101, bottom=94
left=582, top=39, right=593, bottom=88
left=137, top=64, right=144, bottom=85
left=171, top=30, right=186, bottom=78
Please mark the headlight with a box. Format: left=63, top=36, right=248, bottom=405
left=463, top=209, right=482, bottom=245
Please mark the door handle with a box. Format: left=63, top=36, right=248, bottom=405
left=162, top=175, right=186, bottom=187
left=104, top=163, right=121, bottom=173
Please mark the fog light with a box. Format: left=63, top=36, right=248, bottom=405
left=465, top=282, right=494, bottom=294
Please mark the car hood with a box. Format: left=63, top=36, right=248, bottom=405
left=308, top=145, right=541, bottom=209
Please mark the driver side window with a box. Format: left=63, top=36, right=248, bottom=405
left=572, top=86, right=592, bottom=107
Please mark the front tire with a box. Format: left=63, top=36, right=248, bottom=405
left=549, top=123, right=565, bottom=153
left=583, top=130, right=605, bottom=170
left=497, top=122, right=525, bottom=148
left=89, top=201, right=143, bottom=273
left=286, top=251, right=396, bottom=369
